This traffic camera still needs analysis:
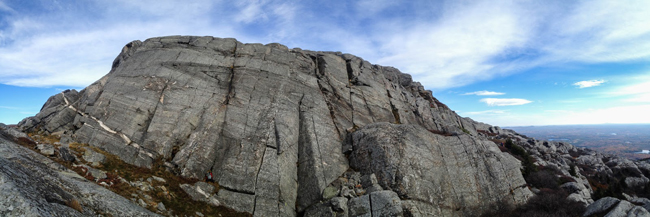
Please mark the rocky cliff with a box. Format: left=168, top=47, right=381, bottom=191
left=18, top=36, right=532, bottom=216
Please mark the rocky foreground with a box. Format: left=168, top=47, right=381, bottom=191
left=3, top=36, right=650, bottom=216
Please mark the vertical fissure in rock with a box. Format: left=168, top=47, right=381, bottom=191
left=360, top=90, right=376, bottom=122
left=311, top=114, right=328, bottom=188
left=387, top=90, right=401, bottom=124
left=345, top=60, right=356, bottom=127
left=369, top=192, right=373, bottom=217
left=139, top=80, right=170, bottom=145
left=311, top=54, right=342, bottom=140
left=274, top=119, right=282, bottom=154
left=223, top=43, right=238, bottom=105
left=252, top=144, right=268, bottom=216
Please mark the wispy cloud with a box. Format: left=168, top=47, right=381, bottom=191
left=612, top=79, right=650, bottom=102
left=480, top=98, right=532, bottom=106
left=463, top=90, right=505, bottom=96
left=376, top=1, right=534, bottom=89
left=573, top=80, right=606, bottom=88
left=0, top=1, right=13, bottom=12
left=0, top=106, right=19, bottom=110
left=1, top=0, right=650, bottom=91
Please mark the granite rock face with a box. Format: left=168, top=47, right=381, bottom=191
left=0, top=125, right=159, bottom=216
left=583, top=197, right=650, bottom=217
left=350, top=123, right=532, bottom=216
left=19, top=36, right=531, bottom=216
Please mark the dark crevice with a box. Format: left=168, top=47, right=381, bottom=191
left=274, top=119, right=282, bottom=154
left=223, top=43, right=238, bottom=105
left=139, top=80, right=170, bottom=145
left=360, top=90, right=376, bottom=122
left=310, top=55, right=343, bottom=141
left=345, top=60, right=356, bottom=128
left=220, top=185, right=256, bottom=196
left=388, top=91, right=401, bottom=124
left=252, top=143, right=269, bottom=215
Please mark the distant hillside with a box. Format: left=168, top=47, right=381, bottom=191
left=507, top=124, right=650, bottom=160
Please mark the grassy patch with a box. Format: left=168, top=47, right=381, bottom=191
left=24, top=131, right=251, bottom=217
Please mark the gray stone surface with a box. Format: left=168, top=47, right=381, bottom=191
left=348, top=195, right=371, bottom=217
left=349, top=123, right=533, bottom=216
left=630, top=197, right=650, bottom=213
left=303, top=201, right=335, bottom=216
left=605, top=200, right=634, bottom=217
left=216, top=189, right=255, bottom=213
left=82, top=148, right=106, bottom=166
left=627, top=206, right=650, bottom=217
left=180, top=182, right=216, bottom=202
left=584, top=197, right=621, bottom=217
left=59, top=146, right=76, bottom=162
left=360, top=173, right=378, bottom=189
left=370, top=190, right=403, bottom=217
left=331, top=197, right=348, bottom=212
left=0, top=128, right=159, bottom=216
left=37, top=143, right=55, bottom=156
left=17, top=36, right=537, bottom=216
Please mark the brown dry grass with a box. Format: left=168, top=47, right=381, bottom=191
left=24, top=131, right=251, bottom=216
left=66, top=199, right=83, bottom=213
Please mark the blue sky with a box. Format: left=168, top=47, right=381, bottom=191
left=1, top=0, right=649, bottom=126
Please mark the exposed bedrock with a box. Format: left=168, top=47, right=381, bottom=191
left=19, top=36, right=529, bottom=216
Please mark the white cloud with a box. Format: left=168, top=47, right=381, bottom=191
left=612, top=80, right=650, bottom=102
left=464, top=110, right=506, bottom=115
left=480, top=98, right=532, bottom=106
left=573, top=80, right=606, bottom=88
left=463, top=90, right=505, bottom=96
left=1, top=0, right=650, bottom=91
left=545, top=1, right=650, bottom=63
left=376, top=1, right=534, bottom=89
left=0, top=1, right=239, bottom=87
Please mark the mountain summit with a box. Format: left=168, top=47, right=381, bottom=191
left=17, top=36, right=532, bottom=216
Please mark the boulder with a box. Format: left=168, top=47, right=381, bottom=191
left=370, top=190, right=402, bottom=217
left=584, top=197, right=620, bottom=217
left=179, top=182, right=219, bottom=207
left=605, top=200, right=635, bottom=217
left=37, top=143, right=55, bottom=156
left=350, top=123, right=533, bottom=216
left=626, top=177, right=650, bottom=189
left=330, top=197, right=348, bottom=213
left=82, top=148, right=106, bottom=167
left=58, top=146, right=76, bottom=162
left=627, top=206, right=650, bottom=217
left=348, top=195, right=371, bottom=217
left=630, top=197, right=650, bottom=213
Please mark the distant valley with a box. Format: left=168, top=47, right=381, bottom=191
left=507, top=124, right=650, bottom=160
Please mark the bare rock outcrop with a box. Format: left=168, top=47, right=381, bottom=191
left=0, top=125, right=158, bottom=216
left=348, top=123, right=532, bottom=216
left=18, top=36, right=530, bottom=216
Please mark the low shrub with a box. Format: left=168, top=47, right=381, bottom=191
left=526, top=170, right=559, bottom=189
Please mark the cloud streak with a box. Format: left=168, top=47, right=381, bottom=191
left=464, top=110, right=506, bottom=115
left=573, top=80, right=606, bottom=88
left=480, top=98, right=532, bottom=106
left=463, top=90, right=505, bottom=96
left=0, top=0, right=649, bottom=91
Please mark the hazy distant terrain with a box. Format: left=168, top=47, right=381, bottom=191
left=507, top=124, right=650, bottom=160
